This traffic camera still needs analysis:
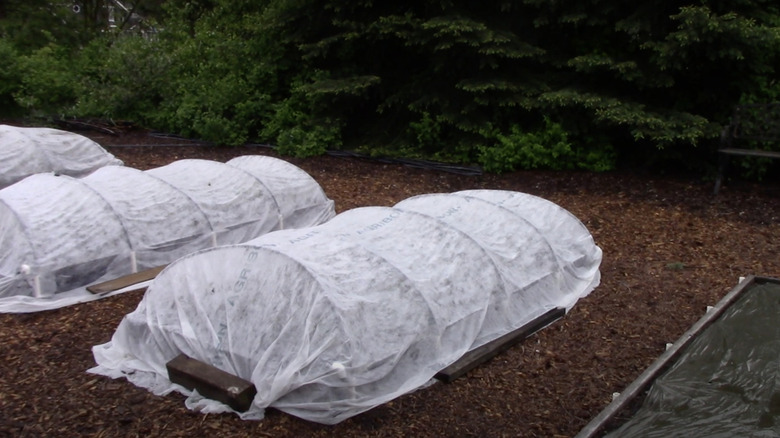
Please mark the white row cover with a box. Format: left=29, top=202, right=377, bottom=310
left=0, top=156, right=335, bottom=312
left=90, top=190, right=602, bottom=424
left=0, top=124, right=123, bottom=189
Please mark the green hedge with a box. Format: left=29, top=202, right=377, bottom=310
left=2, top=0, right=779, bottom=175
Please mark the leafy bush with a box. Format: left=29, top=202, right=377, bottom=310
left=13, top=43, right=79, bottom=115
left=407, top=112, right=444, bottom=153
left=155, top=69, right=270, bottom=146
left=74, top=36, right=173, bottom=123
left=0, top=39, right=22, bottom=116
left=139, top=4, right=283, bottom=146
left=262, top=77, right=343, bottom=157
left=478, top=118, right=614, bottom=173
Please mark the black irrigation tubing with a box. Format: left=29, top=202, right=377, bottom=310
left=108, top=132, right=485, bottom=176
left=319, top=150, right=483, bottom=176
left=99, top=131, right=216, bottom=147
left=107, top=143, right=211, bottom=147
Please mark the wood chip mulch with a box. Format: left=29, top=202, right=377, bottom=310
left=1, top=127, right=779, bottom=437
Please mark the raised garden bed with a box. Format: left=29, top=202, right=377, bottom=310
left=577, top=275, right=780, bottom=437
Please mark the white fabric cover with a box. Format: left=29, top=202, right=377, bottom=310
left=90, top=190, right=601, bottom=424
left=0, top=156, right=335, bottom=311
left=0, top=124, right=123, bottom=189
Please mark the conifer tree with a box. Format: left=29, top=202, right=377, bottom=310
left=260, top=0, right=780, bottom=169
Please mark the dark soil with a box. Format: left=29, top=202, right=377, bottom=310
left=1, top=125, right=779, bottom=437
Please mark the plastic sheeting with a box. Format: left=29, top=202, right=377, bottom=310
left=0, top=124, right=123, bottom=189
left=90, top=190, right=602, bottom=424
left=605, top=282, right=780, bottom=437
left=0, top=156, right=335, bottom=312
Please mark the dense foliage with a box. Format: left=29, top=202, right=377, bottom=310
left=2, top=0, right=779, bottom=173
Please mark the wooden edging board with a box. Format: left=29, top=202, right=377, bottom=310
left=719, top=148, right=780, bottom=159
left=574, top=275, right=778, bottom=438
left=166, top=354, right=257, bottom=412
left=86, top=265, right=167, bottom=294
left=161, top=307, right=565, bottom=412
left=435, top=306, right=566, bottom=383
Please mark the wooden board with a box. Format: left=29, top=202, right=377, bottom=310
left=719, top=148, right=780, bottom=159
left=86, top=265, right=167, bottom=294
left=166, top=353, right=257, bottom=412
left=435, top=307, right=566, bottom=383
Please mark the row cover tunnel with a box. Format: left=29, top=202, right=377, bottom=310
left=0, top=155, right=335, bottom=301
left=92, top=189, right=602, bottom=424
left=0, top=124, right=123, bottom=189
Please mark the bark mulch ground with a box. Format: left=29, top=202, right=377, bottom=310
left=1, top=125, right=779, bottom=437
